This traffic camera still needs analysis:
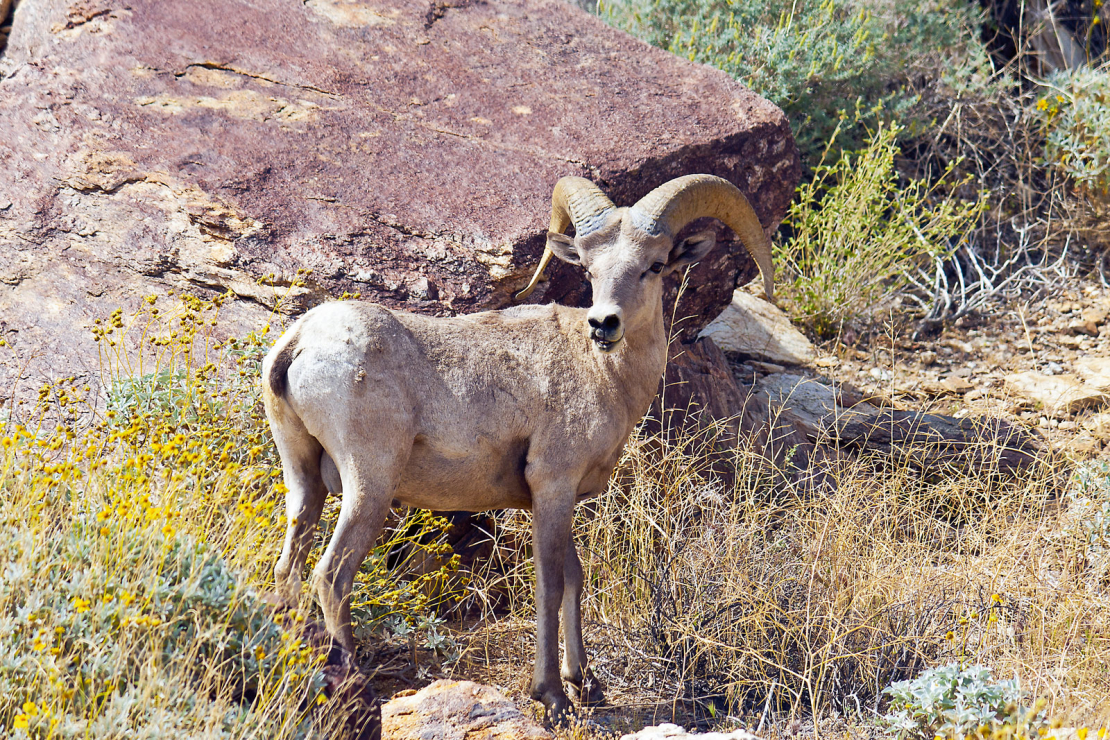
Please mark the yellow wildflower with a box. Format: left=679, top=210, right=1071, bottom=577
left=72, top=597, right=90, bottom=613
left=13, top=714, right=29, bottom=730
left=316, top=693, right=328, bottom=705
left=1079, top=729, right=1089, bottom=740
left=22, top=702, right=37, bottom=717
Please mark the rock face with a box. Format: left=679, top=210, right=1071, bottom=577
left=0, top=0, right=799, bottom=391
left=699, top=289, right=815, bottom=365
left=382, top=680, right=551, bottom=740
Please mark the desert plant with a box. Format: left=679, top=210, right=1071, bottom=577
left=1036, top=68, right=1110, bottom=202
left=881, top=662, right=1047, bottom=740
left=776, top=123, right=986, bottom=338
left=600, top=0, right=985, bottom=163
left=0, top=290, right=460, bottom=736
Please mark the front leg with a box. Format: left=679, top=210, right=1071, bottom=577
left=529, top=487, right=576, bottom=724
left=562, top=535, right=606, bottom=706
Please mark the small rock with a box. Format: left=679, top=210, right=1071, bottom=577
left=1060, top=434, right=1102, bottom=456
left=1082, top=412, right=1110, bottom=440
left=751, top=360, right=785, bottom=374
left=870, top=367, right=891, bottom=381
left=1004, top=371, right=1108, bottom=416
left=940, top=376, right=975, bottom=394
left=620, top=723, right=763, bottom=740
left=950, top=366, right=973, bottom=378
left=965, top=388, right=986, bottom=401
left=1067, top=318, right=1099, bottom=337
left=1059, top=420, right=1078, bottom=430
left=944, top=338, right=975, bottom=354
left=1075, top=357, right=1110, bottom=391
left=382, top=680, right=551, bottom=740
left=1082, top=305, right=1109, bottom=326
left=700, top=291, right=816, bottom=366
left=1060, top=335, right=1083, bottom=349
left=918, top=350, right=937, bottom=366
left=814, top=356, right=839, bottom=368
left=1043, top=361, right=1065, bottom=376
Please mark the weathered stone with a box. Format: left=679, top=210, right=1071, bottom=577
left=1067, top=318, right=1099, bottom=336
left=1082, top=411, right=1110, bottom=440
left=1004, top=371, right=1107, bottom=416
left=699, top=290, right=815, bottom=365
left=1075, top=356, right=1110, bottom=391
left=1058, top=434, right=1102, bottom=456
left=382, top=680, right=550, bottom=740
left=621, top=724, right=762, bottom=740
left=940, top=376, right=975, bottom=394
left=1083, top=304, right=1109, bottom=326
left=0, top=0, right=799, bottom=390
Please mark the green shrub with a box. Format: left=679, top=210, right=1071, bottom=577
left=881, top=663, right=1046, bottom=740
left=600, top=0, right=984, bottom=162
left=775, top=123, right=985, bottom=338
left=1036, top=68, right=1110, bottom=202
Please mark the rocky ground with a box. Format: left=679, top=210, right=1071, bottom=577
left=795, top=279, right=1110, bottom=462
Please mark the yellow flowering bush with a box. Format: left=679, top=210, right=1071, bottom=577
left=0, top=289, right=459, bottom=737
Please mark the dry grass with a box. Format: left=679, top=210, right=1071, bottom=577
left=456, top=406, right=1110, bottom=736
left=4, top=290, right=1109, bottom=739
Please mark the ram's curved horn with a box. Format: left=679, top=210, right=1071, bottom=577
left=515, top=177, right=615, bottom=300
left=631, top=175, right=774, bottom=300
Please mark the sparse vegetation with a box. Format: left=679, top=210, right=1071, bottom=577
left=881, top=663, right=1046, bottom=740
left=775, top=124, right=986, bottom=338
left=0, top=292, right=460, bottom=737
left=10, top=0, right=1110, bottom=737
left=601, top=0, right=984, bottom=163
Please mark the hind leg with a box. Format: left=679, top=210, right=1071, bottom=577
left=272, top=416, right=329, bottom=606
left=312, top=444, right=409, bottom=652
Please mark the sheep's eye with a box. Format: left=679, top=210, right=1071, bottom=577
left=649, top=262, right=665, bottom=274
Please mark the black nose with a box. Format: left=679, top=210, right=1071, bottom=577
left=588, top=314, right=621, bottom=332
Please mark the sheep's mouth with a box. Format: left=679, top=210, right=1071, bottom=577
left=593, top=337, right=621, bottom=352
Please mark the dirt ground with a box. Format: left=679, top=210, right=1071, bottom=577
left=817, top=279, right=1110, bottom=461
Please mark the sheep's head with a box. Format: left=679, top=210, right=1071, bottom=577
left=517, top=175, right=774, bottom=352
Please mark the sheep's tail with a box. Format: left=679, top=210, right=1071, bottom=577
left=264, top=323, right=302, bottom=400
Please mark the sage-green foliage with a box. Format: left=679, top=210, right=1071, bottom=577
left=0, top=509, right=322, bottom=738
left=1036, top=68, right=1110, bottom=200
left=600, top=0, right=983, bottom=162
left=776, top=124, right=986, bottom=337
left=881, top=663, right=1046, bottom=740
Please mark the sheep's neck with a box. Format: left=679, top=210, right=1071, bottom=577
left=602, top=303, right=668, bottom=417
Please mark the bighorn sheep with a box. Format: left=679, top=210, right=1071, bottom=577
left=261, top=174, right=773, bottom=720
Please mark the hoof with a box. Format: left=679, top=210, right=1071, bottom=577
left=572, top=668, right=606, bottom=707
left=536, top=689, right=573, bottom=726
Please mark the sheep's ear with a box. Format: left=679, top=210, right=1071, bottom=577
left=546, top=231, right=582, bottom=266
left=666, top=229, right=716, bottom=273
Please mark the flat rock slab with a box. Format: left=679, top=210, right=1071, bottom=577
left=0, top=0, right=798, bottom=391
left=1075, top=357, right=1110, bottom=391
left=699, top=289, right=815, bottom=365
left=621, top=723, right=762, bottom=740
left=1004, top=371, right=1107, bottom=416
left=382, top=680, right=551, bottom=740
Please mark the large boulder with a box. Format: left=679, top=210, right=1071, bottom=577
left=0, top=0, right=798, bottom=392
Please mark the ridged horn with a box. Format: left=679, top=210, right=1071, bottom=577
left=631, top=174, right=774, bottom=300
left=515, top=177, right=615, bottom=300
